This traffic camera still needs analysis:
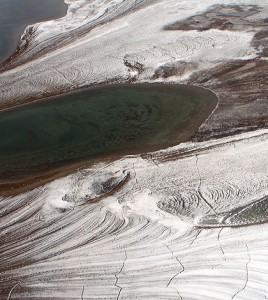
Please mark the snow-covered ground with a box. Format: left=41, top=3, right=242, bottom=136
left=0, top=0, right=268, bottom=299
left=0, top=0, right=262, bottom=105
left=1, top=129, right=268, bottom=299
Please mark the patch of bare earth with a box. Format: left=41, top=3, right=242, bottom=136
left=157, top=4, right=268, bottom=140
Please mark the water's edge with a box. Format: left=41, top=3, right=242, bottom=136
left=0, top=0, right=68, bottom=64
left=0, top=83, right=218, bottom=195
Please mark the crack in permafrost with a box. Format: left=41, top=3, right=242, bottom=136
left=165, top=244, right=184, bottom=300
left=232, top=244, right=251, bottom=299
left=195, top=154, right=217, bottom=214
left=114, top=249, right=127, bottom=300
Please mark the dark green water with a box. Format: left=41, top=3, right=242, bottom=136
left=0, top=0, right=67, bottom=63
left=0, top=84, right=217, bottom=180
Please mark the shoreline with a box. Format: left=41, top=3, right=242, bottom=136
left=0, top=125, right=265, bottom=197
left=0, top=81, right=218, bottom=112
left=0, top=83, right=218, bottom=196
left=0, top=1, right=266, bottom=142
left=0, top=2, right=268, bottom=298
left=0, top=0, right=68, bottom=66
left=0, top=0, right=266, bottom=203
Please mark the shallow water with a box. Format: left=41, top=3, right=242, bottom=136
left=0, top=84, right=217, bottom=180
left=0, top=0, right=67, bottom=63
left=198, top=195, right=268, bottom=227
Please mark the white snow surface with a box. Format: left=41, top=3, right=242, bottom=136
left=0, top=0, right=265, bottom=104
left=0, top=1, right=268, bottom=299
left=1, top=130, right=268, bottom=299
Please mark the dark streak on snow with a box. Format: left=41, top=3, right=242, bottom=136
left=232, top=244, right=251, bottom=299
left=114, top=249, right=127, bottom=300
left=165, top=244, right=184, bottom=300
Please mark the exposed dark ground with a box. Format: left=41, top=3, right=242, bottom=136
left=160, top=4, right=268, bottom=140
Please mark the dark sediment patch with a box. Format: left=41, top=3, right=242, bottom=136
left=163, top=5, right=266, bottom=32
left=158, top=5, right=268, bottom=141
left=152, top=62, right=198, bottom=79
left=252, top=29, right=268, bottom=57
left=188, top=59, right=268, bottom=141
left=150, top=57, right=268, bottom=141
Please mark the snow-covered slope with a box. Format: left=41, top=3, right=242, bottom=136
left=0, top=1, right=268, bottom=299
left=1, top=130, right=268, bottom=299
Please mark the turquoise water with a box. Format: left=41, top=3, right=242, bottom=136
left=0, top=0, right=67, bottom=63
left=0, top=84, right=217, bottom=179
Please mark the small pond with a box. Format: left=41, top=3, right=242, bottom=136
left=0, top=84, right=217, bottom=180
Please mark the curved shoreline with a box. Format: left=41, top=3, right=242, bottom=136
left=0, top=83, right=218, bottom=195
left=0, top=0, right=68, bottom=65
left=0, top=0, right=152, bottom=73
left=0, top=1, right=268, bottom=298
left=1, top=127, right=268, bottom=299
left=0, top=1, right=266, bottom=142
left=0, top=81, right=218, bottom=112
